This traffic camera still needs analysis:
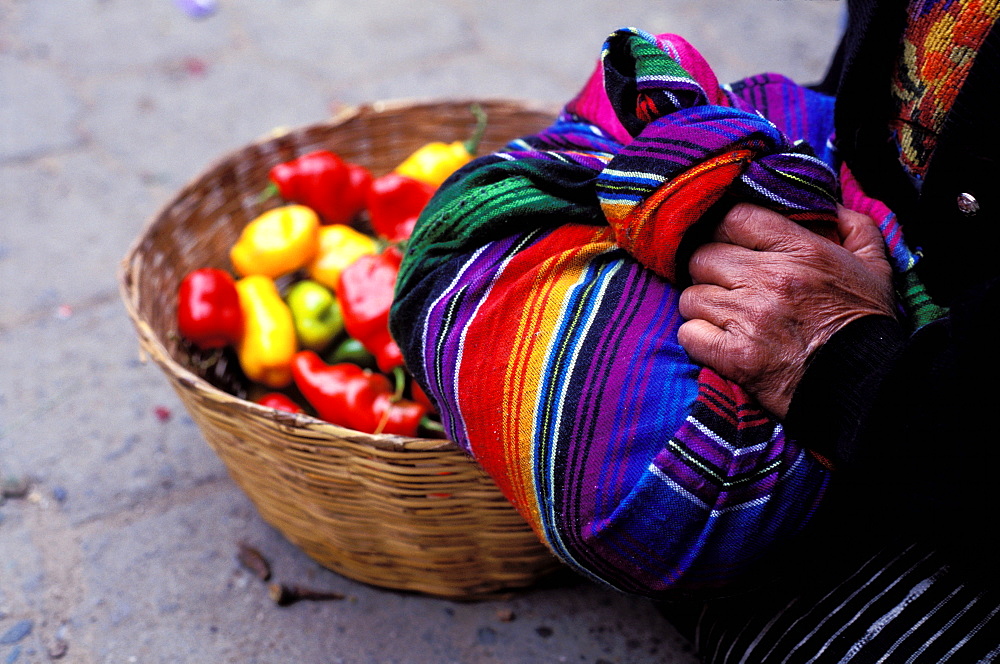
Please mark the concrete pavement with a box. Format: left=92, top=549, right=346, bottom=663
left=0, top=1, right=844, bottom=662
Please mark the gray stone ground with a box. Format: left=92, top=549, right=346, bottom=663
left=0, top=1, right=844, bottom=662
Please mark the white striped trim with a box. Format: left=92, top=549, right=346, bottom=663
left=875, top=583, right=963, bottom=663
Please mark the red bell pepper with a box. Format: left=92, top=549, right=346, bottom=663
left=269, top=150, right=372, bottom=226
left=336, top=246, right=405, bottom=373
left=366, top=172, right=436, bottom=243
left=177, top=268, right=244, bottom=349
left=291, top=351, right=426, bottom=436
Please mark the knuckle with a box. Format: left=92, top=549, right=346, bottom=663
left=724, top=203, right=758, bottom=228
left=686, top=253, right=707, bottom=283
left=688, top=246, right=712, bottom=274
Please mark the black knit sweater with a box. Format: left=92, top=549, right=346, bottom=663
left=785, top=0, right=1000, bottom=570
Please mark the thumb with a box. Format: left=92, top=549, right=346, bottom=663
left=836, top=205, right=886, bottom=262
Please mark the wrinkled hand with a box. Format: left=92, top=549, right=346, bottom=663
left=677, top=203, right=896, bottom=418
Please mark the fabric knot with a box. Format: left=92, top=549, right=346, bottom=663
left=602, top=28, right=721, bottom=134
left=596, top=29, right=840, bottom=282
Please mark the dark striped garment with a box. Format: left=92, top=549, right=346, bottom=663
left=661, top=537, right=1000, bottom=663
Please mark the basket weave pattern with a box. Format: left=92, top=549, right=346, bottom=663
left=119, top=100, right=563, bottom=599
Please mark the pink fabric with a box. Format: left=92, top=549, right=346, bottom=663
left=565, top=33, right=729, bottom=144
left=565, top=58, right=632, bottom=143
left=655, top=33, right=727, bottom=106
left=840, top=162, right=894, bottom=222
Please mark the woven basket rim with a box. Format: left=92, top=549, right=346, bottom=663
left=118, top=96, right=560, bottom=454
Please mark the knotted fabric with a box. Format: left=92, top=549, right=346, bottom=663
left=594, top=31, right=839, bottom=280
left=390, top=28, right=909, bottom=596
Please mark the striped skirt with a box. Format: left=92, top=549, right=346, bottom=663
left=661, top=538, right=1000, bottom=663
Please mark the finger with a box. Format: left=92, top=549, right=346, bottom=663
left=835, top=205, right=886, bottom=258
left=677, top=318, right=730, bottom=369
left=713, top=203, right=816, bottom=252
left=678, top=283, right=734, bottom=323
left=687, top=242, right=759, bottom=288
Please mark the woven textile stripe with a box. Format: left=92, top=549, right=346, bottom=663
left=682, top=539, right=1000, bottom=663
left=391, top=28, right=915, bottom=594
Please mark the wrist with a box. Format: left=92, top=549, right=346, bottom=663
left=783, top=315, right=906, bottom=463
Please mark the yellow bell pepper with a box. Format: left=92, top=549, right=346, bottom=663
left=307, top=224, right=379, bottom=291
left=230, top=205, right=320, bottom=278
left=393, top=104, right=487, bottom=188
left=235, top=275, right=297, bottom=388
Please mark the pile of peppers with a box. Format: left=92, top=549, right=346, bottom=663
left=174, top=107, right=487, bottom=438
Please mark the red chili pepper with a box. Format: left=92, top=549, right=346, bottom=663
left=373, top=390, right=427, bottom=436
left=336, top=246, right=405, bottom=373
left=366, top=172, right=436, bottom=243
left=255, top=392, right=304, bottom=414
left=291, top=351, right=426, bottom=436
left=411, top=381, right=437, bottom=414
left=269, top=151, right=372, bottom=225
left=177, top=268, right=244, bottom=349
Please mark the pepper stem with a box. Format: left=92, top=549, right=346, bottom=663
left=373, top=408, right=391, bottom=436
left=462, top=103, right=489, bottom=156
left=374, top=368, right=410, bottom=436
left=391, top=366, right=406, bottom=401
left=419, top=416, right=445, bottom=437
left=256, top=181, right=280, bottom=205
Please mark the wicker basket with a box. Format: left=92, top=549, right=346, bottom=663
left=118, top=99, right=564, bottom=599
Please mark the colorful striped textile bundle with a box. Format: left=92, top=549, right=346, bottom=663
left=390, top=28, right=896, bottom=595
